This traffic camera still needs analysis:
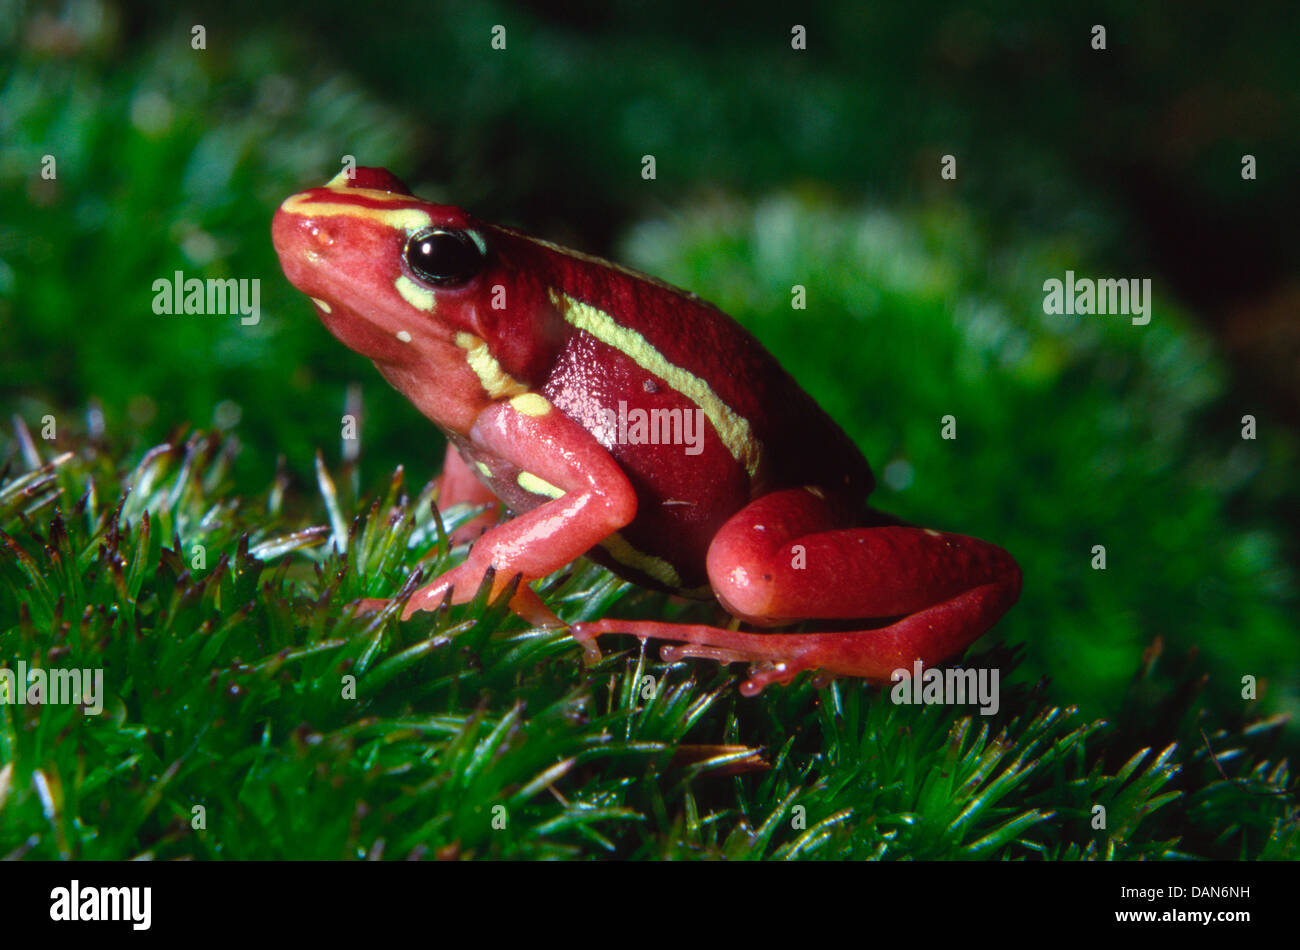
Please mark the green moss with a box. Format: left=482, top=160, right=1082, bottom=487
left=0, top=431, right=1293, bottom=859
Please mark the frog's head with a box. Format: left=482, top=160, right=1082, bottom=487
left=272, top=168, right=497, bottom=366
left=275, top=167, right=553, bottom=431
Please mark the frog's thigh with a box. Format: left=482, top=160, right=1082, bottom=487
left=705, top=488, right=1021, bottom=623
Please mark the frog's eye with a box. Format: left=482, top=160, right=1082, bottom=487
left=403, top=228, right=485, bottom=287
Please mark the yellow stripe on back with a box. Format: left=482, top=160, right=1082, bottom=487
left=547, top=289, right=761, bottom=478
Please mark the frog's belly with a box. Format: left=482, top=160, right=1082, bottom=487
left=601, top=435, right=749, bottom=594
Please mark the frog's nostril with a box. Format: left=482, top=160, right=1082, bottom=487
left=307, top=222, right=334, bottom=248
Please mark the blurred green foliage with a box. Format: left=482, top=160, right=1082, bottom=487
left=0, top=2, right=431, bottom=493
left=1, top=0, right=1297, bottom=850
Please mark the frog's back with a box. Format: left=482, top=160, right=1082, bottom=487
left=505, top=231, right=873, bottom=592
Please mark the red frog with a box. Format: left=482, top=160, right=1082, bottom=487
left=271, top=168, right=1022, bottom=695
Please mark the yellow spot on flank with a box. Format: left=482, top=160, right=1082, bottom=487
left=517, top=471, right=564, bottom=499
left=455, top=333, right=529, bottom=400
left=599, top=532, right=684, bottom=590
left=509, top=392, right=551, bottom=417
left=396, top=331, right=412, bottom=343
left=475, top=462, right=492, bottom=479
left=278, top=191, right=431, bottom=232
left=548, top=289, right=761, bottom=478
left=395, top=275, right=435, bottom=312
left=311, top=298, right=332, bottom=313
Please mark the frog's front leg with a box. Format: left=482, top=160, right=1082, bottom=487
left=572, top=488, right=1021, bottom=695
left=354, top=443, right=501, bottom=615
left=400, top=394, right=637, bottom=626
left=436, top=442, right=502, bottom=544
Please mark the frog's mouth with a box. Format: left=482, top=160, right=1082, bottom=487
left=313, top=298, right=415, bottom=363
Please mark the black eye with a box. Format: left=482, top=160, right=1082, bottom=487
left=403, top=228, right=485, bottom=286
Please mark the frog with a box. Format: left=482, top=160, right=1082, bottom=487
left=271, top=167, right=1022, bottom=696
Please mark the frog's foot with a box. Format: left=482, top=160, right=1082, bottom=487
left=571, top=619, right=821, bottom=696
left=661, top=644, right=813, bottom=695
left=570, top=576, right=1018, bottom=697
left=569, top=622, right=606, bottom=665
left=570, top=621, right=757, bottom=669
left=400, top=564, right=563, bottom=628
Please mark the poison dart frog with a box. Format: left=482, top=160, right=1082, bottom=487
left=271, top=168, right=1022, bottom=695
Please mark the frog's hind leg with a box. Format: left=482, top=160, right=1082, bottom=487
left=571, top=487, right=1021, bottom=695
left=573, top=583, right=1016, bottom=696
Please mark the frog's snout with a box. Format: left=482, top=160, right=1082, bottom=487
left=270, top=202, right=321, bottom=295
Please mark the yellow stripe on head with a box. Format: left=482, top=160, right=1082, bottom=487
left=278, top=191, right=432, bottom=232
left=394, top=275, right=436, bottom=312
